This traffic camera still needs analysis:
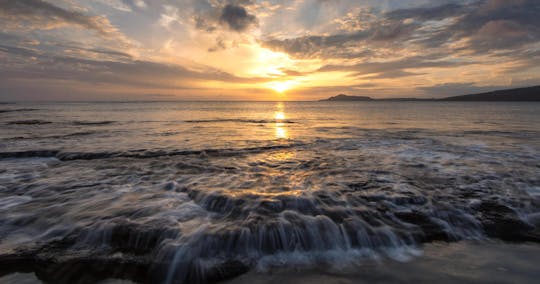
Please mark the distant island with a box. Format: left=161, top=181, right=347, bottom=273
left=320, top=85, right=540, bottom=101
left=323, top=94, right=373, bottom=101
left=440, top=85, right=540, bottom=101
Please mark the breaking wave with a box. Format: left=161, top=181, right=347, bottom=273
left=185, top=119, right=296, bottom=124
left=0, top=144, right=304, bottom=161
left=72, top=121, right=116, bottom=126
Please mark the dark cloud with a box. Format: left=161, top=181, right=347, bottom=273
left=400, top=0, right=540, bottom=53
left=318, top=54, right=473, bottom=79
left=208, top=38, right=227, bottom=52
left=385, top=3, right=467, bottom=22
left=219, top=4, right=257, bottom=32
left=0, top=44, right=40, bottom=58
left=264, top=0, right=540, bottom=58
left=0, top=0, right=116, bottom=35
left=194, top=15, right=217, bottom=32
left=60, top=45, right=133, bottom=61
left=263, top=20, right=418, bottom=59
left=263, top=31, right=370, bottom=58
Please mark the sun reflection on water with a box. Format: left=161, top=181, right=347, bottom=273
left=274, top=103, right=288, bottom=139
left=275, top=126, right=287, bottom=139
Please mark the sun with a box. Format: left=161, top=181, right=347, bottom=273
left=267, top=81, right=296, bottom=93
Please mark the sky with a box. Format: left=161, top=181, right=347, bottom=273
left=0, top=0, right=539, bottom=101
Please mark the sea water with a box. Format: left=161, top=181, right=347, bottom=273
left=0, top=101, right=539, bottom=283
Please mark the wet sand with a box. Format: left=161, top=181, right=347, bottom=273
left=225, top=241, right=540, bottom=284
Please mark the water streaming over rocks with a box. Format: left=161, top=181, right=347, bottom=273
left=0, top=102, right=539, bottom=283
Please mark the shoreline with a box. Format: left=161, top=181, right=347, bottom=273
left=2, top=241, right=539, bottom=284
left=225, top=241, right=540, bottom=284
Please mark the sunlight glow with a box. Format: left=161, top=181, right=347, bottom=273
left=274, top=103, right=288, bottom=139
left=243, top=46, right=294, bottom=77
left=275, top=126, right=288, bottom=139
left=268, top=81, right=296, bottom=93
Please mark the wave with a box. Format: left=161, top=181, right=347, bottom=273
left=1, top=190, right=534, bottom=284
left=185, top=119, right=296, bottom=124
left=7, top=120, right=52, bottom=125
left=0, top=144, right=303, bottom=161
left=2, top=131, right=97, bottom=141
left=72, top=121, right=116, bottom=126
left=0, top=108, right=38, bottom=113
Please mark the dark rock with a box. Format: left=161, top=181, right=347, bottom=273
left=473, top=201, right=540, bottom=242
left=394, top=211, right=451, bottom=242
left=200, top=260, right=249, bottom=283
left=109, top=223, right=178, bottom=255
left=256, top=199, right=284, bottom=214
left=0, top=252, right=151, bottom=284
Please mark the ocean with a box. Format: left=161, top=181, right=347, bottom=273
left=0, top=101, right=539, bottom=283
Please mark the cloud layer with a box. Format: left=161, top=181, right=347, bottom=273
left=0, top=0, right=539, bottom=100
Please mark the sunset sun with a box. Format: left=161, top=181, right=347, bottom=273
left=268, top=81, right=296, bottom=93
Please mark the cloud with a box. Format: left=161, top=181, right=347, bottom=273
left=159, top=5, right=181, bottom=29
left=94, top=0, right=132, bottom=12
left=0, top=0, right=119, bottom=35
left=219, top=4, right=258, bottom=32
left=0, top=42, right=265, bottom=89
left=193, top=15, right=217, bottom=32
left=262, top=18, right=418, bottom=59
left=1, top=0, right=539, bottom=100
left=385, top=3, right=466, bottom=22
left=263, top=0, right=540, bottom=58
left=208, top=38, right=227, bottom=52
left=418, top=83, right=511, bottom=97
left=263, top=31, right=370, bottom=58
left=132, top=0, right=147, bottom=9
left=386, top=0, right=540, bottom=53
left=94, top=0, right=148, bottom=12
left=317, top=54, right=474, bottom=79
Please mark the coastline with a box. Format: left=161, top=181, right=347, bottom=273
left=2, top=241, right=539, bottom=284
left=225, top=241, right=540, bottom=284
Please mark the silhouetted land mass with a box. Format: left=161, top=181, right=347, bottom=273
left=441, top=85, right=540, bottom=101
left=322, top=85, right=540, bottom=101
left=322, top=94, right=373, bottom=101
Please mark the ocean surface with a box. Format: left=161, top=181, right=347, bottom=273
left=0, top=101, right=539, bottom=283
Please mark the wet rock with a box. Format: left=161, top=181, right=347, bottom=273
left=275, top=195, right=318, bottom=214
left=391, top=195, right=428, bottom=206
left=394, top=211, right=451, bottom=242
left=320, top=207, right=351, bottom=222
left=0, top=252, right=151, bottom=284
left=211, top=260, right=250, bottom=281
left=256, top=199, right=284, bottom=214
left=347, top=181, right=377, bottom=191
left=473, top=201, right=540, bottom=242
left=193, top=260, right=249, bottom=283
left=192, top=191, right=246, bottom=214
left=353, top=210, right=385, bottom=227
left=36, top=256, right=149, bottom=284
left=108, top=223, right=179, bottom=255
